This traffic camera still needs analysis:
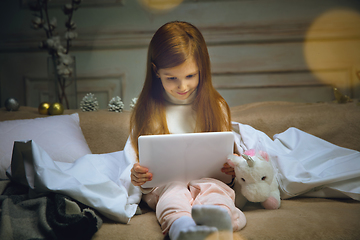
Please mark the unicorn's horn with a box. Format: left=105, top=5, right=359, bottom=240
left=242, top=154, right=254, bottom=167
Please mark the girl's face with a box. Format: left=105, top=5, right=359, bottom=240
left=158, top=58, right=199, bottom=101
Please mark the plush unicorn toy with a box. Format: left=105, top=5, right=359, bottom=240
left=227, top=149, right=281, bottom=210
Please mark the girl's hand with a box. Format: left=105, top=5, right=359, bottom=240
left=221, top=153, right=239, bottom=177
left=221, top=162, right=235, bottom=177
left=131, top=163, right=153, bottom=186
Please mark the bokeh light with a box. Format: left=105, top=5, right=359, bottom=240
left=304, top=9, right=360, bottom=88
left=138, top=0, right=184, bottom=14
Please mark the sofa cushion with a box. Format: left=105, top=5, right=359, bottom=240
left=0, top=113, right=91, bottom=179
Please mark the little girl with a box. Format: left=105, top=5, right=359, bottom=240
left=129, top=21, right=246, bottom=240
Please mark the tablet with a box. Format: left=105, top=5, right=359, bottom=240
left=138, top=131, right=234, bottom=188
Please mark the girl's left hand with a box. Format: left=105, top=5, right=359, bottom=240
left=221, top=162, right=235, bottom=177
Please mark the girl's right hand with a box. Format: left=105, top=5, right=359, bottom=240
left=131, top=163, right=153, bottom=186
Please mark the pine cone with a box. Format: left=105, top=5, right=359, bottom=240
left=130, top=97, right=138, bottom=110
left=80, top=93, right=99, bottom=111
left=108, top=96, right=124, bottom=112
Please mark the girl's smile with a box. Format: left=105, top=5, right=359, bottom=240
left=158, top=58, right=199, bottom=101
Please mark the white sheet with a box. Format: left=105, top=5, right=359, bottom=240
left=6, top=138, right=142, bottom=223
left=232, top=122, right=360, bottom=200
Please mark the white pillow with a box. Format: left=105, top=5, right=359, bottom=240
left=0, top=113, right=91, bottom=179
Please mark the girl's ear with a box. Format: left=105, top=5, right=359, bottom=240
left=152, top=63, right=160, bottom=78
left=259, top=150, right=269, bottom=161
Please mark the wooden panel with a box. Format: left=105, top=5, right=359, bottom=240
left=77, top=77, right=123, bottom=109
left=25, top=78, right=50, bottom=107
left=212, top=70, right=350, bottom=91
left=21, top=0, right=124, bottom=8
left=209, top=40, right=360, bottom=73
left=303, top=40, right=360, bottom=72
left=213, top=70, right=350, bottom=106
left=218, top=86, right=334, bottom=106
left=25, top=76, right=123, bottom=109
left=5, top=21, right=359, bottom=51
left=5, top=1, right=360, bottom=51
left=209, top=42, right=307, bottom=73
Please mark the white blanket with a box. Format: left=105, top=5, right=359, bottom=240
left=232, top=122, right=360, bottom=200
left=6, top=138, right=142, bottom=223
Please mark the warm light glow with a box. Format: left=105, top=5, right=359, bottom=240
left=304, top=9, right=360, bottom=88
left=138, top=0, right=184, bottom=13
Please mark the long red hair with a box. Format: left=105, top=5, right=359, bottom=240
left=130, top=21, right=231, bottom=156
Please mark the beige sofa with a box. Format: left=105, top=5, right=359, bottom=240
left=1, top=100, right=360, bottom=240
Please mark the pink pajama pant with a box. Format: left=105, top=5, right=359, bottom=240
left=142, top=178, right=246, bottom=234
